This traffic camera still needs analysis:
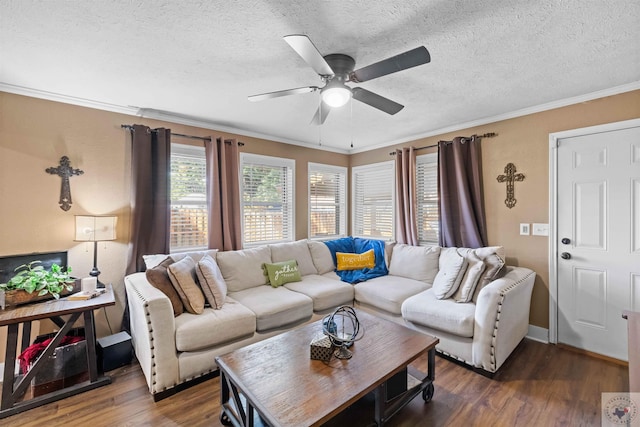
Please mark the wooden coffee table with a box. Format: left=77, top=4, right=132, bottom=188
left=215, top=310, right=438, bottom=426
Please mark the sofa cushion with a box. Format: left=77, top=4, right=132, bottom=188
left=432, top=249, right=468, bottom=299
left=284, top=274, right=354, bottom=312
left=228, top=286, right=313, bottom=332
left=262, top=260, right=302, bottom=287
left=388, top=244, right=440, bottom=284
left=270, top=240, right=318, bottom=276
left=145, top=257, right=184, bottom=317
left=307, top=240, right=335, bottom=275
left=402, top=289, right=476, bottom=338
left=354, top=275, right=430, bottom=315
left=336, top=249, right=375, bottom=271
left=143, top=249, right=218, bottom=270
left=453, top=252, right=486, bottom=303
left=216, top=246, right=271, bottom=292
left=195, top=254, right=227, bottom=309
left=174, top=297, right=256, bottom=352
left=167, top=256, right=205, bottom=314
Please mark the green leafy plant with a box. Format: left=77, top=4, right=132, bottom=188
left=0, top=261, right=75, bottom=299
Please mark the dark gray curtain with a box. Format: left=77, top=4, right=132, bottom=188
left=126, top=125, right=171, bottom=274
left=438, top=135, right=487, bottom=248
left=205, top=137, right=242, bottom=251
left=395, top=147, right=419, bottom=245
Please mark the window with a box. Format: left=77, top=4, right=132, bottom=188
left=170, top=144, right=208, bottom=252
left=240, top=153, right=295, bottom=246
left=352, top=161, right=395, bottom=240
left=416, top=153, right=439, bottom=245
left=308, top=163, right=347, bottom=239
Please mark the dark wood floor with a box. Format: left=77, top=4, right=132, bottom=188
left=4, top=339, right=629, bottom=427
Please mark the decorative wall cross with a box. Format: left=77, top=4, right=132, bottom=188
left=496, top=163, right=525, bottom=209
left=45, top=156, right=84, bottom=211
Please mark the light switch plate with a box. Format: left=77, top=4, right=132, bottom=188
left=520, top=223, right=530, bottom=235
left=532, top=223, right=549, bottom=236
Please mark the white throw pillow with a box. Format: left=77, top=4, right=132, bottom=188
left=143, top=249, right=218, bottom=270
left=453, top=252, right=486, bottom=303
left=432, top=249, right=468, bottom=299
left=215, top=246, right=272, bottom=292
left=388, top=244, right=441, bottom=284
left=269, top=240, right=318, bottom=276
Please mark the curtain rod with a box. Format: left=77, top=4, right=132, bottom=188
left=120, top=124, right=244, bottom=146
left=389, top=132, right=497, bottom=155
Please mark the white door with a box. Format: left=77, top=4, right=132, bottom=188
left=556, top=124, right=640, bottom=361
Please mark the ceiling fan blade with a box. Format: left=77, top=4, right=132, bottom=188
left=310, top=102, right=331, bottom=125
left=352, top=87, right=404, bottom=115
left=350, top=46, right=430, bottom=83
left=248, top=86, right=318, bottom=102
left=283, top=34, right=334, bottom=76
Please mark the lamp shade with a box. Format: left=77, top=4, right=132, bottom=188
left=75, top=215, right=117, bottom=242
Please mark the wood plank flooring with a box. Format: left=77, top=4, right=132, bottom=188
left=4, top=339, right=629, bottom=427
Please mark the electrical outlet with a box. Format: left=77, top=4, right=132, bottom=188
left=520, top=223, right=530, bottom=235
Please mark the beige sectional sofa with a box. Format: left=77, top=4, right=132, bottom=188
left=124, top=239, right=535, bottom=399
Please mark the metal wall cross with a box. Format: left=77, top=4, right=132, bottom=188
left=45, top=156, right=84, bottom=211
left=496, top=163, right=525, bottom=209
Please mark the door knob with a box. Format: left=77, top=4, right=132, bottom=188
left=561, top=238, right=571, bottom=245
left=561, top=252, right=571, bottom=260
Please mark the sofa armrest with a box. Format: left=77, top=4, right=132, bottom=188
left=124, top=272, right=179, bottom=395
left=472, top=267, right=536, bottom=372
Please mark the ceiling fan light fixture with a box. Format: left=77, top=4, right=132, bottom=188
left=321, top=82, right=351, bottom=108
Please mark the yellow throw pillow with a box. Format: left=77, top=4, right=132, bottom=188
left=336, top=249, right=375, bottom=271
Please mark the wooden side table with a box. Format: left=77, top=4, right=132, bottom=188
left=0, top=286, right=115, bottom=419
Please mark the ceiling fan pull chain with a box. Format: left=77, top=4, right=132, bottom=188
left=350, top=97, right=354, bottom=149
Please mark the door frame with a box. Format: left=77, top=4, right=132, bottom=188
left=548, top=118, right=640, bottom=344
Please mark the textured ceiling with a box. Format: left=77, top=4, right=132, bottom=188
left=1, top=0, right=639, bottom=153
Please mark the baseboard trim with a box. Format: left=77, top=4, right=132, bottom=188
left=526, top=325, right=549, bottom=343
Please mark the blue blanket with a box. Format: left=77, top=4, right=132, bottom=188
left=323, top=237, right=388, bottom=284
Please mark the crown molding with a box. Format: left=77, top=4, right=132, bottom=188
left=2, top=81, right=638, bottom=156
left=348, top=81, right=640, bottom=154
left=0, top=83, right=350, bottom=154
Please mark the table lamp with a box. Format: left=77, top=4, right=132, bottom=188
left=75, top=215, right=117, bottom=288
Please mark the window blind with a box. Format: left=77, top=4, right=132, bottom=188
left=352, top=161, right=395, bottom=239
left=308, top=163, right=347, bottom=239
left=170, top=144, right=208, bottom=251
left=416, top=153, right=439, bottom=245
left=241, top=154, right=294, bottom=246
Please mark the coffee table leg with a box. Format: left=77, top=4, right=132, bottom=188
left=374, top=383, right=384, bottom=426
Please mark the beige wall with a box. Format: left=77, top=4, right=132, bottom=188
left=352, top=89, right=640, bottom=328
left=0, top=89, right=638, bottom=356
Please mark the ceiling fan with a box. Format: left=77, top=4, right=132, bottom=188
left=248, top=35, right=431, bottom=124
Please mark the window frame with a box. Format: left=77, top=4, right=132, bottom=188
left=416, top=152, right=439, bottom=246
left=351, top=160, right=396, bottom=241
left=307, top=162, right=348, bottom=240
left=169, top=143, right=208, bottom=253
left=240, top=153, right=295, bottom=247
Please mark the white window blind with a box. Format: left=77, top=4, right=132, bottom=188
left=352, top=161, right=395, bottom=239
left=308, top=163, right=347, bottom=239
left=241, top=153, right=295, bottom=246
left=170, top=144, right=208, bottom=252
left=416, top=153, right=439, bottom=245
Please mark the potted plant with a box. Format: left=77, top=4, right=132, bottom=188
left=0, top=261, right=77, bottom=308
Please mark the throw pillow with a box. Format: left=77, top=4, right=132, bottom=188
left=145, top=257, right=184, bottom=317
left=336, top=249, right=375, bottom=271
left=262, top=260, right=302, bottom=287
left=453, top=252, right=486, bottom=303
left=195, top=254, right=227, bottom=309
left=388, top=244, right=441, bottom=283
left=167, top=255, right=205, bottom=314
left=471, top=253, right=507, bottom=301
left=432, top=249, right=468, bottom=299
